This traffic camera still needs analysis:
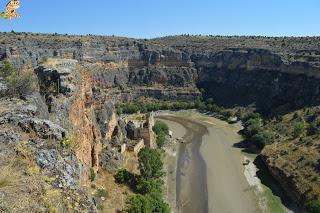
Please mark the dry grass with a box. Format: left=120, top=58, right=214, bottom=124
left=0, top=162, right=21, bottom=189
left=123, top=152, right=139, bottom=174
left=62, top=134, right=80, bottom=153
left=0, top=143, right=70, bottom=212
left=14, top=141, right=40, bottom=176
left=0, top=105, right=8, bottom=114
left=40, top=57, right=77, bottom=68
left=0, top=153, right=43, bottom=212
left=41, top=185, right=64, bottom=212
left=93, top=171, right=132, bottom=213
left=127, top=114, right=146, bottom=122
left=89, top=152, right=141, bottom=212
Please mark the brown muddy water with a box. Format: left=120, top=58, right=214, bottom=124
left=163, top=116, right=208, bottom=213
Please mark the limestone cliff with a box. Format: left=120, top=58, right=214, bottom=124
left=1, top=33, right=320, bottom=210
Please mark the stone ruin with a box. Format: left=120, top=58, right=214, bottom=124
left=125, top=112, right=156, bottom=149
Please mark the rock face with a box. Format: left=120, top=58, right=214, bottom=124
left=2, top=33, right=320, bottom=210
left=68, top=67, right=102, bottom=175
left=194, top=48, right=320, bottom=113
left=0, top=95, right=96, bottom=211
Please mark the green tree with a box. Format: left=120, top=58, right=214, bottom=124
left=138, top=148, right=164, bottom=179
left=205, top=98, right=214, bottom=105
left=124, top=194, right=152, bottom=213
left=156, top=132, right=167, bottom=148
left=153, top=121, right=169, bottom=135
left=242, top=118, right=262, bottom=138
left=148, top=193, right=171, bottom=213
left=114, top=169, right=134, bottom=184
left=116, top=107, right=123, bottom=115
left=250, top=130, right=273, bottom=148
left=135, top=177, right=163, bottom=195
left=305, top=199, right=320, bottom=213
left=244, top=112, right=261, bottom=122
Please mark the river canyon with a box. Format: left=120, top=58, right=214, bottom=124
left=0, top=33, right=319, bottom=212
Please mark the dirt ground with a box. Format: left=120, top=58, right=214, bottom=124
left=92, top=151, right=139, bottom=213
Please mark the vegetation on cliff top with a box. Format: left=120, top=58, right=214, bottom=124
left=116, top=99, right=234, bottom=123
left=0, top=60, right=37, bottom=96
left=245, top=108, right=320, bottom=211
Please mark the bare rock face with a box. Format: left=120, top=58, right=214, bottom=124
left=37, top=149, right=80, bottom=188
left=99, top=147, right=124, bottom=172
left=68, top=68, right=102, bottom=175
left=18, top=118, right=66, bottom=140
left=95, top=101, right=117, bottom=141
left=0, top=95, right=96, bottom=211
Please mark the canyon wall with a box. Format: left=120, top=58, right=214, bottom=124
left=1, top=33, right=320, bottom=209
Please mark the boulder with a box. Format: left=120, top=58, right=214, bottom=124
left=37, top=149, right=80, bottom=188
left=99, top=147, right=123, bottom=172
left=18, top=118, right=66, bottom=141
left=0, top=81, right=7, bottom=96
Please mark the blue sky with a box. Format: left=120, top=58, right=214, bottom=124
left=0, top=0, right=319, bottom=38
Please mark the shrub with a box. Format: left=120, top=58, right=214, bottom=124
left=95, top=188, right=109, bottom=198
left=242, top=118, right=262, bottom=138
left=243, top=112, right=261, bottom=122
left=114, top=169, right=135, bottom=185
left=0, top=61, right=37, bottom=96
left=61, top=136, right=78, bottom=152
left=293, top=122, right=305, bottom=138
left=250, top=130, right=273, bottom=149
left=135, top=177, right=163, bottom=195
left=153, top=121, right=169, bottom=148
left=148, top=193, right=171, bottom=213
left=0, top=164, right=20, bottom=188
left=93, top=188, right=109, bottom=211
left=125, top=193, right=170, bottom=213
left=0, top=60, right=15, bottom=78
left=240, top=113, right=274, bottom=149
left=305, top=199, right=320, bottom=213
left=298, top=137, right=313, bottom=146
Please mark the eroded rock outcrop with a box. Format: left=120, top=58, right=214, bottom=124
left=69, top=68, right=102, bottom=176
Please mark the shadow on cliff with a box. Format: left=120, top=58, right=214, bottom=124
left=232, top=140, right=302, bottom=212
left=196, top=69, right=320, bottom=117
left=254, top=156, right=302, bottom=213
left=232, top=140, right=260, bottom=154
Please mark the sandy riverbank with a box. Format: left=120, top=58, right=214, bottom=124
left=157, top=111, right=289, bottom=213
left=161, top=119, right=186, bottom=212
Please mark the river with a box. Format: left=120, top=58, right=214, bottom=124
left=158, top=111, right=297, bottom=213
